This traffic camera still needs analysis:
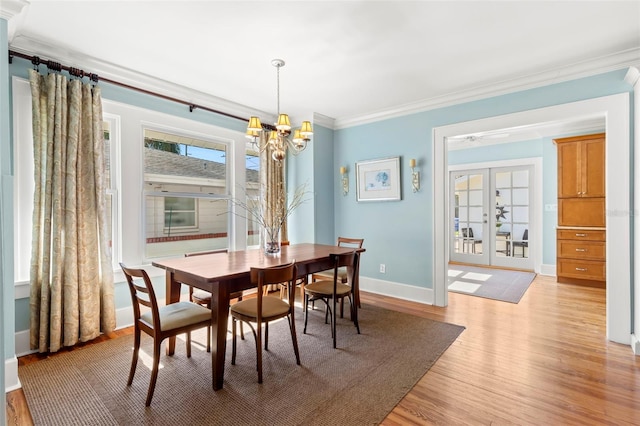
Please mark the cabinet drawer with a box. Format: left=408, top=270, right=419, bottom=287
left=557, top=229, right=605, bottom=241
left=557, top=259, right=606, bottom=281
left=557, top=240, right=605, bottom=260
left=558, top=198, right=605, bottom=227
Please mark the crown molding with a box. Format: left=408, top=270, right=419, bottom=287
left=312, top=113, right=335, bottom=129
left=624, top=65, right=640, bottom=87
left=334, top=48, right=640, bottom=130
left=0, top=0, right=28, bottom=21
left=9, top=35, right=276, bottom=125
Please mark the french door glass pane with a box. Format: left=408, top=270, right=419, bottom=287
left=454, top=172, right=484, bottom=255
left=495, top=169, right=529, bottom=258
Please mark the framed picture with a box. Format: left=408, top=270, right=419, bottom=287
left=356, top=157, right=401, bottom=202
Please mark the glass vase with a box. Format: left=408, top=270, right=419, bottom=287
left=262, top=226, right=281, bottom=256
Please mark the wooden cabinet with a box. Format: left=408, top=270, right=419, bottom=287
left=554, top=133, right=606, bottom=287
left=556, top=229, right=606, bottom=283
left=556, top=133, right=605, bottom=199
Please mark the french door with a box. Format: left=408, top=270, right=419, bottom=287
left=450, top=166, right=533, bottom=269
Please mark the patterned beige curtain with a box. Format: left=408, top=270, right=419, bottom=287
left=259, top=132, right=288, bottom=243
left=28, top=69, right=116, bottom=353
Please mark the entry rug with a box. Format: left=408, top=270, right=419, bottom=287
left=19, top=304, right=464, bottom=425
left=448, top=264, right=536, bottom=303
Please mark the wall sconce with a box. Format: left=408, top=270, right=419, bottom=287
left=410, top=158, right=420, bottom=192
left=340, top=166, right=349, bottom=196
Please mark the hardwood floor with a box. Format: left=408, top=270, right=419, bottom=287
left=6, top=275, right=640, bottom=425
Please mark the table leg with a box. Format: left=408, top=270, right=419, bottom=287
left=210, top=283, right=229, bottom=390
left=165, top=271, right=181, bottom=355
left=347, top=252, right=362, bottom=317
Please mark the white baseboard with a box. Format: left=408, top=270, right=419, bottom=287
left=631, top=334, right=640, bottom=355
left=116, top=306, right=134, bottom=330
left=539, top=263, right=556, bottom=277
left=14, top=329, right=32, bottom=357
left=5, top=355, right=21, bottom=392
left=360, top=276, right=434, bottom=305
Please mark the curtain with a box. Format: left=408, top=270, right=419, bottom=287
left=29, top=69, right=116, bottom=353
left=259, top=132, right=288, bottom=243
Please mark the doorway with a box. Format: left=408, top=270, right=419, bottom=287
left=450, top=165, right=533, bottom=270
left=432, top=93, right=631, bottom=345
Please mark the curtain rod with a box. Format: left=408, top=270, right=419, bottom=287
left=8, top=49, right=276, bottom=130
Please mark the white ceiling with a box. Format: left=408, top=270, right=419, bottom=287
left=6, top=1, right=640, bottom=131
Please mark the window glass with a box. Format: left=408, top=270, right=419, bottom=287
left=103, top=118, right=116, bottom=268
left=246, top=147, right=260, bottom=247
left=144, top=129, right=230, bottom=258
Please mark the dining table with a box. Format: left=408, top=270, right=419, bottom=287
left=151, top=243, right=364, bottom=390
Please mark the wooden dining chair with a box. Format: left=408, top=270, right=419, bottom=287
left=120, top=263, right=212, bottom=406
left=184, top=249, right=244, bottom=350
left=230, top=261, right=301, bottom=383
left=304, top=251, right=360, bottom=348
left=311, top=237, right=364, bottom=315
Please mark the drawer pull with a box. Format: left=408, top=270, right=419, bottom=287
left=575, top=233, right=588, bottom=237
left=575, top=267, right=588, bottom=272
left=575, top=248, right=587, bottom=252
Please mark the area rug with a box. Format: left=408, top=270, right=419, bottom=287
left=19, top=304, right=464, bottom=425
left=448, top=264, right=536, bottom=303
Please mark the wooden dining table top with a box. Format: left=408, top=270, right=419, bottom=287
left=152, top=243, right=363, bottom=284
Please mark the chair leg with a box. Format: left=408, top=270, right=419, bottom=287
left=350, top=295, right=360, bottom=334
left=237, top=296, right=245, bottom=340
left=256, top=322, right=263, bottom=384
left=332, top=295, right=337, bottom=349
left=206, top=325, right=211, bottom=352
left=127, top=328, right=141, bottom=386
left=264, top=322, right=269, bottom=351
left=303, top=293, right=310, bottom=334
left=186, top=331, right=192, bottom=358
left=231, top=318, right=237, bottom=365
left=146, top=341, right=161, bottom=406
left=288, top=314, right=301, bottom=365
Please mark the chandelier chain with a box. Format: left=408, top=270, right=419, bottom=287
left=276, top=64, right=280, bottom=115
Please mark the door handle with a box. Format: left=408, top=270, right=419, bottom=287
left=575, top=267, right=587, bottom=272
left=575, top=248, right=587, bottom=252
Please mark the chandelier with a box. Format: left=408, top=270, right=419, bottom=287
left=245, top=59, right=313, bottom=161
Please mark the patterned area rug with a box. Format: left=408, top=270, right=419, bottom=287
left=19, top=304, right=464, bottom=425
left=448, top=264, right=536, bottom=303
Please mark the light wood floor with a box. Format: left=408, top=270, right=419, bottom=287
left=6, top=274, right=640, bottom=425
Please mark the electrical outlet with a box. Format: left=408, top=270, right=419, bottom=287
left=379, top=264, right=386, bottom=273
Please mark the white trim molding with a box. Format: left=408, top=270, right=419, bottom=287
left=5, top=355, right=20, bottom=392
left=0, top=0, right=28, bottom=21
left=632, top=334, right=640, bottom=356
left=359, top=276, right=434, bottom=305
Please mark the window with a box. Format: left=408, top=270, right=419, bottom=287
left=143, top=128, right=231, bottom=259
